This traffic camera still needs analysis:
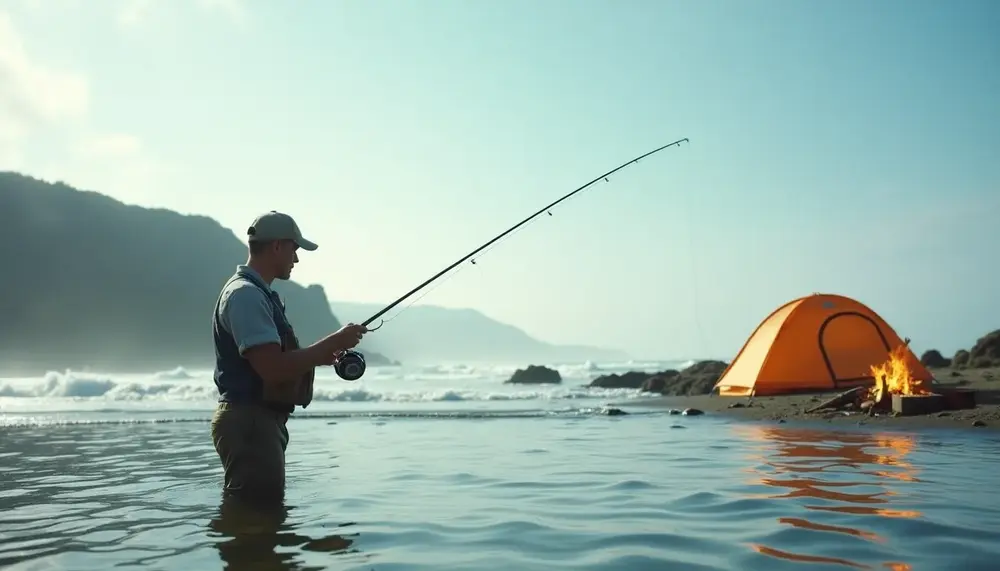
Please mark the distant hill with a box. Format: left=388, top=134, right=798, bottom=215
left=329, top=301, right=629, bottom=365
left=0, top=172, right=393, bottom=375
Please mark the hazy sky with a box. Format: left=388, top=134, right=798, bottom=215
left=2, top=0, right=997, bottom=360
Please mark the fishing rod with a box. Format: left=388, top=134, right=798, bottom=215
left=332, top=137, right=690, bottom=381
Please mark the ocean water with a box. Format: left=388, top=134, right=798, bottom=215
left=2, top=360, right=1000, bottom=571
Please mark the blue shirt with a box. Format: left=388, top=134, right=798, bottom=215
left=218, top=265, right=282, bottom=355
left=212, top=265, right=293, bottom=409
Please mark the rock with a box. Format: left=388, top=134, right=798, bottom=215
left=952, top=349, right=970, bottom=368
left=640, top=371, right=681, bottom=392
left=588, top=370, right=671, bottom=389
left=505, top=365, right=561, bottom=384
left=640, top=377, right=665, bottom=392
left=602, top=407, right=628, bottom=416
left=968, top=330, right=1000, bottom=368
left=682, top=360, right=728, bottom=376
left=659, top=360, right=729, bottom=396
left=585, top=360, right=729, bottom=396
left=682, top=408, right=704, bottom=416
left=920, top=349, right=951, bottom=368
left=973, top=420, right=987, bottom=427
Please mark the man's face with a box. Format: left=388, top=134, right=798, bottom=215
left=271, top=240, right=300, bottom=280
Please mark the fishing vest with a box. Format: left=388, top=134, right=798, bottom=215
left=212, top=269, right=315, bottom=412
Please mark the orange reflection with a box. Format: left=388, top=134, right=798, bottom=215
left=732, top=424, right=921, bottom=569
left=750, top=545, right=912, bottom=570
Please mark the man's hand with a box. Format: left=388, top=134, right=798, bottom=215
left=297, top=323, right=368, bottom=368
left=245, top=323, right=369, bottom=380
left=329, top=323, right=368, bottom=352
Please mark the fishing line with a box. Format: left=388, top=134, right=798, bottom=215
left=333, top=137, right=691, bottom=381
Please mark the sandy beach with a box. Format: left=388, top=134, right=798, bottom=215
left=622, top=366, right=1000, bottom=431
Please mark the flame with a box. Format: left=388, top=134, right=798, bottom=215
left=868, top=345, right=929, bottom=400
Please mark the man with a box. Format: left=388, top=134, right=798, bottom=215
left=210, top=210, right=367, bottom=505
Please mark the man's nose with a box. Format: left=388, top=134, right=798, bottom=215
left=293, top=252, right=299, bottom=263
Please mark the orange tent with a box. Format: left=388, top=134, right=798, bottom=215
left=714, top=293, right=933, bottom=397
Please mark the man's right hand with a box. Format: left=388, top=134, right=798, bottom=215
left=330, top=323, right=367, bottom=351
left=308, top=323, right=368, bottom=367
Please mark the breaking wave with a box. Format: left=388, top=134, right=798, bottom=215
left=0, top=359, right=688, bottom=405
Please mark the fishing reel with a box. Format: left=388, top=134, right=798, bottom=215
left=334, top=349, right=367, bottom=381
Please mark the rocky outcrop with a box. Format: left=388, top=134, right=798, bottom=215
left=587, top=371, right=656, bottom=389
left=664, top=360, right=728, bottom=396
left=505, top=365, right=562, bottom=384
left=920, top=349, right=951, bottom=368
left=640, top=371, right=680, bottom=392
left=587, top=360, right=728, bottom=396
left=0, top=172, right=395, bottom=374
left=969, top=330, right=1000, bottom=368
left=941, top=330, right=1000, bottom=370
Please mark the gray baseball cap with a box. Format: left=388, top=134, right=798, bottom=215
left=247, top=211, right=318, bottom=251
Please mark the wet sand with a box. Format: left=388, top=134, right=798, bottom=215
left=621, top=366, right=1000, bottom=431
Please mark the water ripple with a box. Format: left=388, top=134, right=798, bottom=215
left=1, top=416, right=999, bottom=570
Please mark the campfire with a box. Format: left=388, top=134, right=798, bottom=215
left=805, top=345, right=977, bottom=417
left=867, top=345, right=931, bottom=406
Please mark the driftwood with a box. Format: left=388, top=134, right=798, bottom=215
left=870, top=374, right=889, bottom=406
left=805, top=386, right=868, bottom=414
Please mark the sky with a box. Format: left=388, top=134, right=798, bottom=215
left=1, top=0, right=998, bottom=361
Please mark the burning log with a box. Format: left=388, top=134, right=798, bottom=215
left=870, top=373, right=891, bottom=413
left=805, top=386, right=868, bottom=414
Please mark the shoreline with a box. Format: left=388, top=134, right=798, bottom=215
left=614, top=366, right=1000, bottom=433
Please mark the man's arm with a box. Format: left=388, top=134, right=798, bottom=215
left=220, top=286, right=326, bottom=385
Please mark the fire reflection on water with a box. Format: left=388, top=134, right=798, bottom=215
left=732, top=424, right=921, bottom=570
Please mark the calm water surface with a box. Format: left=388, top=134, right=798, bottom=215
left=2, top=409, right=999, bottom=570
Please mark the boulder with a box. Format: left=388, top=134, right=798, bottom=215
left=969, top=330, right=1000, bottom=368
left=920, top=349, right=951, bottom=368
left=505, top=365, right=562, bottom=384
left=602, top=407, right=628, bottom=416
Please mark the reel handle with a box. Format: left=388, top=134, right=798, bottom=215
left=334, top=349, right=367, bottom=381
